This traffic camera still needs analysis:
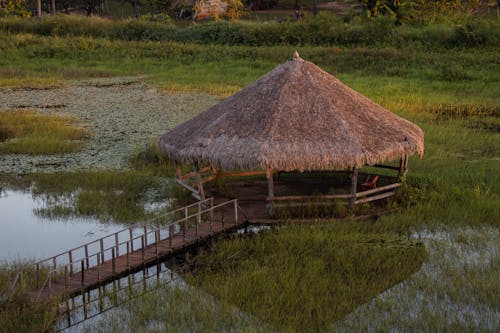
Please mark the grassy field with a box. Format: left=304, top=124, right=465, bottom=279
left=0, top=109, right=89, bottom=154
left=0, top=14, right=498, bottom=332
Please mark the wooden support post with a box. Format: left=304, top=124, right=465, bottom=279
left=234, top=200, right=238, bottom=225
left=209, top=199, right=213, bottom=233
left=52, top=257, right=57, bottom=272
left=144, top=226, right=148, bottom=246
left=400, top=155, right=409, bottom=181
left=175, top=162, right=183, bottom=180
left=194, top=162, right=206, bottom=201
left=266, top=167, right=275, bottom=216
left=349, top=167, right=358, bottom=210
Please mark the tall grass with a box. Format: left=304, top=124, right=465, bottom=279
left=0, top=14, right=498, bottom=47
left=0, top=109, right=89, bottom=155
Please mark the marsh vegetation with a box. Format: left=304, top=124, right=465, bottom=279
left=0, top=9, right=498, bottom=332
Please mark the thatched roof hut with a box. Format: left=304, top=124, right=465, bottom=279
left=159, top=51, right=424, bottom=214
left=159, top=51, right=423, bottom=173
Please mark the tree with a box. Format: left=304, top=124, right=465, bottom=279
left=0, top=0, right=31, bottom=16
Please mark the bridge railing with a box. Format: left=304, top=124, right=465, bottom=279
left=10, top=198, right=246, bottom=302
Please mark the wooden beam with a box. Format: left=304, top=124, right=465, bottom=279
left=266, top=167, right=275, bottom=216
left=218, top=170, right=267, bottom=178
left=355, top=183, right=402, bottom=198
left=355, top=191, right=396, bottom=205
left=175, top=163, right=183, bottom=180
left=349, top=168, right=358, bottom=209
left=267, top=193, right=353, bottom=201
left=194, top=162, right=205, bottom=201
left=373, top=164, right=400, bottom=171
left=175, top=179, right=201, bottom=201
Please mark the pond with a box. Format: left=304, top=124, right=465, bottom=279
left=0, top=188, right=135, bottom=262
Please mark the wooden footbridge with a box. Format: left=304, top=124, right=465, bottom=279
left=7, top=198, right=247, bottom=304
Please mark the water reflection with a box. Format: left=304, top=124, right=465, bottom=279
left=57, top=261, right=182, bottom=333
left=0, top=190, right=129, bottom=261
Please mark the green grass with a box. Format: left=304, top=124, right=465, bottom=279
left=0, top=109, right=89, bottom=155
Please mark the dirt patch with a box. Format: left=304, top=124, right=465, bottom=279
left=0, top=77, right=219, bottom=174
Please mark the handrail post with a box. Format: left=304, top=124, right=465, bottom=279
left=68, top=251, right=73, bottom=275
left=64, top=266, right=68, bottom=294
left=52, top=257, right=57, bottom=273
left=115, top=232, right=119, bottom=256
left=155, top=229, right=159, bottom=260
left=36, top=263, right=40, bottom=289
left=84, top=244, right=89, bottom=269
left=221, top=206, right=225, bottom=228
left=141, top=235, right=145, bottom=268
left=169, top=225, right=173, bottom=249
left=100, top=239, right=104, bottom=263
left=126, top=241, right=130, bottom=272
left=129, top=227, right=134, bottom=251
left=96, top=254, right=101, bottom=283
left=81, top=260, right=85, bottom=287
left=112, top=248, right=116, bottom=275
left=144, top=226, right=148, bottom=246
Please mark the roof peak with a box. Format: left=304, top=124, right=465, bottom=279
left=292, top=50, right=304, bottom=62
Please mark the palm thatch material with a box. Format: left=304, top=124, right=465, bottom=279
left=159, top=51, right=424, bottom=172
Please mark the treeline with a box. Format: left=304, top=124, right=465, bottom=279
left=0, top=14, right=498, bottom=48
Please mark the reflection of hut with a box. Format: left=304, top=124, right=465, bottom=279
left=159, top=51, right=424, bottom=217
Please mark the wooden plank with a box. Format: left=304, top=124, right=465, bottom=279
left=355, top=183, right=402, bottom=198
left=267, top=193, right=352, bottom=201
left=175, top=179, right=201, bottom=200
left=355, top=191, right=396, bottom=205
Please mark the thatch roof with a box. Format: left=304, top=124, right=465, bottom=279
left=159, top=51, right=424, bottom=172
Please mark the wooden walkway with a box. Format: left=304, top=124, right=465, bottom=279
left=11, top=198, right=247, bottom=303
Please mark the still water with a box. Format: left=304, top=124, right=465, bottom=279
left=0, top=189, right=128, bottom=262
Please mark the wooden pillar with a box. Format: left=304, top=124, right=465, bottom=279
left=37, top=0, right=42, bottom=17
left=194, top=162, right=205, bottom=201
left=266, top=166, right=275, bottom=217
left=398, top=155, right=409, bottom=181
left=349, top=167, right=358, bottom=209
left=175, top=162, right=182, bottom=180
